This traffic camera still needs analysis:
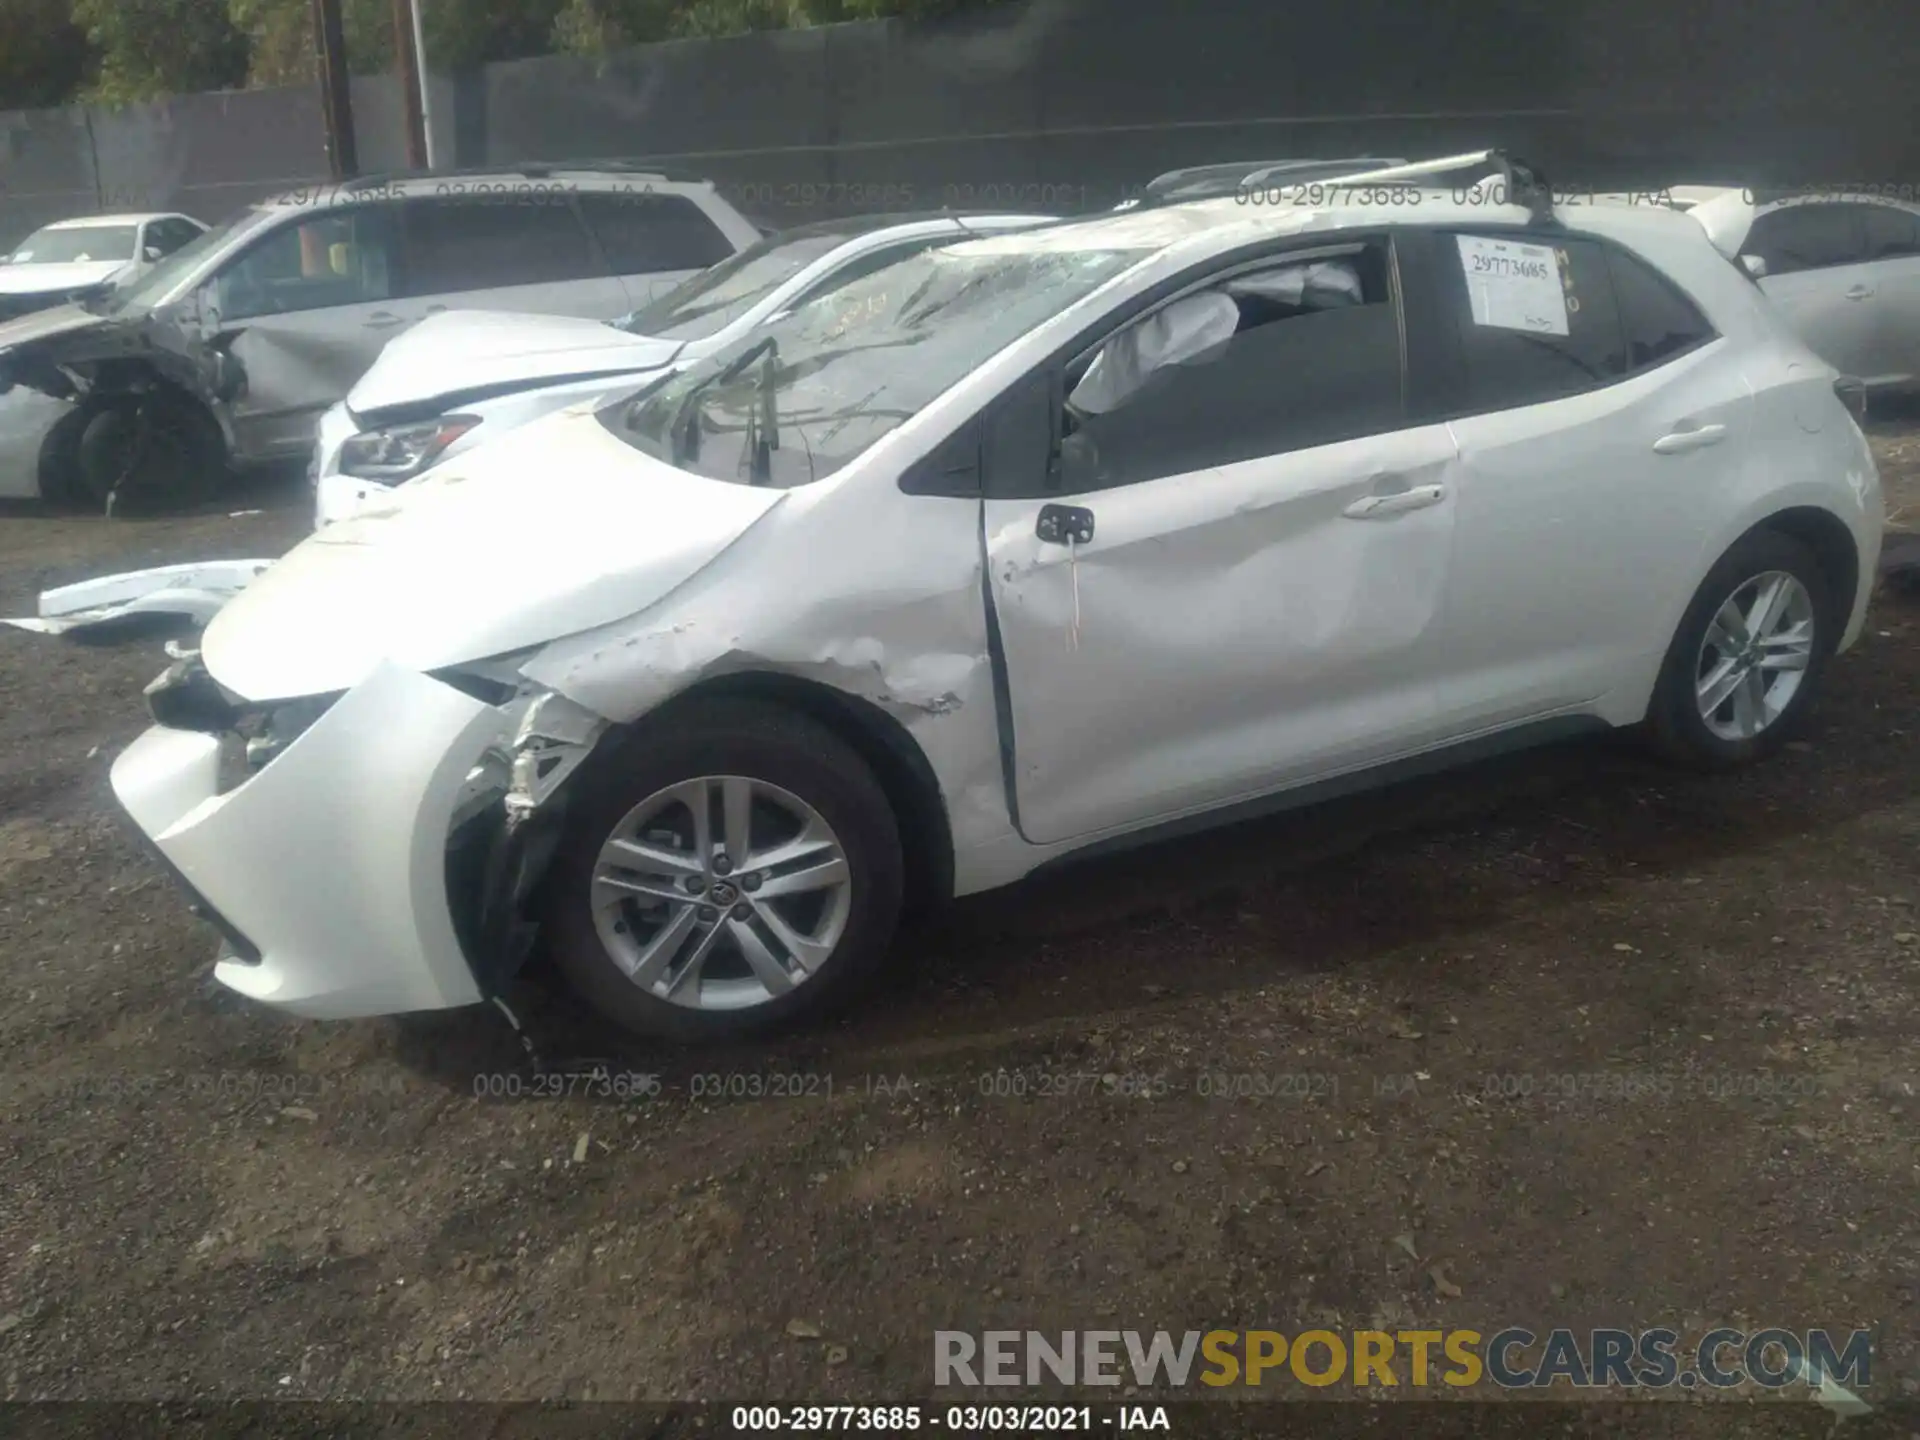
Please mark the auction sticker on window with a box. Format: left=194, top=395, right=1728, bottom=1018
left=1455, top=234, right=1568, bottom=336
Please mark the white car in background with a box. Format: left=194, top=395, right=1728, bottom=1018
left=310, top=211, right=1054, bottom=527
left=112, top=152, right=1881, bottom=1047
left=1688, top=189, right=1920, bottom=395
left=0, top=213, right=208, bottom=321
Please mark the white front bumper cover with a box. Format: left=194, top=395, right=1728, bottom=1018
left=111, top=659, right=511, bottom=1019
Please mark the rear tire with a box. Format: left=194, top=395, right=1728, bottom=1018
left=1643, top=528, right=1837, bottom=770
left=545, top=697, right=905, bottom=1045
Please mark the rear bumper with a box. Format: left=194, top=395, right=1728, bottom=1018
left=110, top=660, right=505, bottom=1019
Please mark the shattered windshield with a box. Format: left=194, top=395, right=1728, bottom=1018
left=621, top=227, right=865, bottom=343
left=615, top=240, right=1150, bottom=487
left=95, top=207, right=266, bottom=313
left=6, top=224, right=138, bottom=265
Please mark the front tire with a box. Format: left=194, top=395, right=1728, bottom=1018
left=1644, top=528, right=1837, bottom=769
left=73, top=393, right=225, bottom=513
left=545, top=697, right=905, bottom=1044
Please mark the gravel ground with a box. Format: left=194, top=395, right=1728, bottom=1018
left=0, top=416, right=1917, bottom=1428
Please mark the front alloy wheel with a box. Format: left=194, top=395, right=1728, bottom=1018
left=546, top=697, right=904, bottom=1043
left=592, top=776, right=852, bottom=1011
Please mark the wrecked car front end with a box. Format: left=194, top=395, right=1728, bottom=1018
left=0, top=297, right=239, bottom=507
left=108, top=408, right=796, bottom=1019
left=0, top=207, right=273, bottom=505
left=112, top=648, right=609, bottom=1017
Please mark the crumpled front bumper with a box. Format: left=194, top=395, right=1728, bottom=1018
left=110, top=660, right=506, bottom=1019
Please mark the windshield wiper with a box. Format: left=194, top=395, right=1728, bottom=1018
left=667, top=333, right=778, bottom=465
left=749, top=339, right=780, bottom=485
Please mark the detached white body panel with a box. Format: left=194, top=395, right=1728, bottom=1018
left=2, top=558, right=270, bottom=633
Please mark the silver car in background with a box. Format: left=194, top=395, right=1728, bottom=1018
left=0, top=167, right=761, bottom=508
left=1688, top=189, right=1920, bottom=395
left=310, top=212, right=1055, bottom=527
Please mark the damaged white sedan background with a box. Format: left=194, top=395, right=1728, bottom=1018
left=109, top=154, right=1884, bottom=1043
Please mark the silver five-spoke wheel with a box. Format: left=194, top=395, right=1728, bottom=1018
left=591, top=775, right=852, bottom=1011
left=1694, top=569, right=1816, bottom=742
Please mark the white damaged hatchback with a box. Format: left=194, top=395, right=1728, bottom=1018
left=111, top=153, right=1883, bottom=1044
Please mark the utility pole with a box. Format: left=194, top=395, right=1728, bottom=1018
left=393, top=0, right=429, bottom=169
left=311, top=0, right=358, bottom=179
left=410, top=0, right=438, bottom=168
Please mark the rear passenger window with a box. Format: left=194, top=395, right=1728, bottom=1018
left=398, top=196, right=602, bottom=295
left=578, top=193, right=734, bottom=274
left=1740, top=204, right=1865, bottom=275
left=1054, top=239, right=1404, bottom=492
left=1862, top=205, right=1920, bottom=259
left=1604, top=246, right=1715, bottom=371
left=1439, top=233, right=1626, bottom=408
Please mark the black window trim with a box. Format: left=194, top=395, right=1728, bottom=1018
left=903, top=227, right=1415, bottom=501
left=1405, top=222, right=1722, bottom=428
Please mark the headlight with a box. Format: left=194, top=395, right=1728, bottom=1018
left=338, top=414, right=482, bottom=483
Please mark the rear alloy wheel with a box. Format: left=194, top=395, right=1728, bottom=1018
left=1692, top=570, right=1816, bottom=742
left=546, top=699, right=903, bottom=1043
left=1645, top=529, right=1836, bottom=769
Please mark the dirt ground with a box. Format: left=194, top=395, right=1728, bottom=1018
left=0, top=417, right=1918, bottom=1427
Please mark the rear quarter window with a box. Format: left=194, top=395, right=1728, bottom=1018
left=578, top=192, right=735, bottom=273
left=1602, top=246, right=1716, bottom=371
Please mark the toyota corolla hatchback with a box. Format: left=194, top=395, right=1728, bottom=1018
left=111, top=153, right=1883, bottom=1045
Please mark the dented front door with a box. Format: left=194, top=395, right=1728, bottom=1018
left=200, top=204, right=413, bottom=463
left=222, top=301, right=416, bottom=461
left=984, top=425, right=1461, bottom=845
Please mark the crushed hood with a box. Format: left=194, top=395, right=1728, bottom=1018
left=200, top=408, right=786, bottom=702
left=0, top=303, right=114, bottom=360
left=0, top=300, right=224, bottom=406
left=346, top=309, right=682, bottom=421
left=0, top=261, right=127, bottom=297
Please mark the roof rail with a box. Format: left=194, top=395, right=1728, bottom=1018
left=1122, top=157, right=1408, bottom=210
left=338, top=159, right=685, bottom=191
left=1303, top=149, right=1558, bottom=223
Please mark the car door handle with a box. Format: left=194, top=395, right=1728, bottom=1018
left=1652, top=423, right=1727, bottom=455
left=424, top=304, right=448, bottom=315
left=1844, top=285, right=1874, bottom=300
left=363, top=311, right=408, bottom=328
left=1341, top=483, right=1446, bottom=519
